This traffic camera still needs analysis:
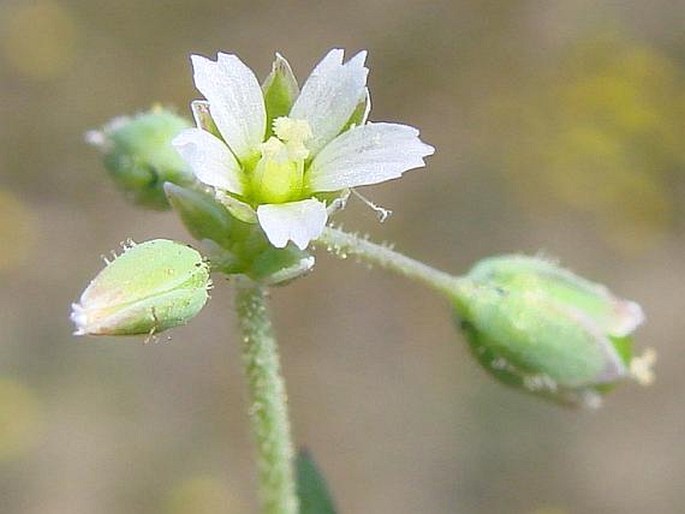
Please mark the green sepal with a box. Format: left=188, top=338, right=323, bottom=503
left=296, top=450, right=337, bottom=514
left=468, top=255, right=642, bottom=343
left=341, top=88, right=371, bottom=132
left=460, top=313, right=603, bottom=408
left=609, top=335, right=633, bottom=366
left=165, top=183, right=252, bottom=253
left=165, top=184, right=315, bottom=285
left=190, top=100, right=222, bottom=138
left=250, top=247, right=315, bottom=286
left=460, top=285, right=625, bottom=389
left=262, top=53, right=299, bottom=138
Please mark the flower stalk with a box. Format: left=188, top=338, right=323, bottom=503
left=235, top=278, right=299, bottom=514
left=316, top=225, right=471, bottom=301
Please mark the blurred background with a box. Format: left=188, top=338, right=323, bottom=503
left=1, top=0, right=683, bottom=513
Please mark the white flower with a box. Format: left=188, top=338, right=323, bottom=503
left=173, top=49, right=434, bottom=250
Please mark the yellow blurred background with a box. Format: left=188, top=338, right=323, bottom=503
left=1, top=1, right=683, bottom=513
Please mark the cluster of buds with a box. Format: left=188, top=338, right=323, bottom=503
left=73, top=49, right=653, bottom=407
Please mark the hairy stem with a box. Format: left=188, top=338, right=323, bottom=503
left=235, top=279, right=299, bottom=514
left=317, top=226, right=473, bottom=305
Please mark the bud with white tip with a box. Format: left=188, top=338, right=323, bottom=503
left=453, top=255, right=651, bottom=407
left=87, top=107, right=193, bottom=209
left=71, top=239, right=210, bottom=336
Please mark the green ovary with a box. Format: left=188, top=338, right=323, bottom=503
left=247, top=117, right=312, bottom=205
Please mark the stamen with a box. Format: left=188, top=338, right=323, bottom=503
left=351, top=189, right=393, bottom=222
left=273, top=117, right=312, bottom=143
left=260, top=137, right=288, bottom=161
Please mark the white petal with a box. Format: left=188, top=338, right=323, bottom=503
left=289, top=49, right=368, bottom=155
left=257, top=199, right=328, bottom=250
left=173, top=128, right=244, bottom=194
left=307, top=123, right=435, bottom=192
left=191, top=53, right=266, bottom=162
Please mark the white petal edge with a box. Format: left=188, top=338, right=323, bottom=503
left=191, top=53, right=266, bottom=162
left=173, top=128, right=244, bottom=194
left=256, top=199, right=328, bottom=250
left=307, top=122, right=435, bottom=192
left=289, top=49, right=368, bottom=156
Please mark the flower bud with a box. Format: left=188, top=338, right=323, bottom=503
left=455, top=255, right=650, bottom=407
left=86, top=107, right=193, bottom=209
left=71, top=239, right=210, bottom=336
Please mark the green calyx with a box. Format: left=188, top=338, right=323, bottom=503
left=165, top=184, right=314, bottom=285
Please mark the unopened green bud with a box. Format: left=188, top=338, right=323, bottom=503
left=455, top=255, right=650, bottom=407
left=71, top=239, right=210, bottom=336
left=86, top=107, right=192, bottom=209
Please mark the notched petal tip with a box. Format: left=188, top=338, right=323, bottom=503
left=347, top=49, right=368, bottom=68
left=189, top=51, right=266, bottom=162
left=420, top=139, right=436, bottom=157
left=290, top=48, right=370, bottom=155
left=320, top=48, right=345, bottom=65
left=216, top=51, right=243, bottom=62
left=189, top=53, right=211, bottom=70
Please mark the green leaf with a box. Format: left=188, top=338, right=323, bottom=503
left=297, top=450, right=337, bottom=514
